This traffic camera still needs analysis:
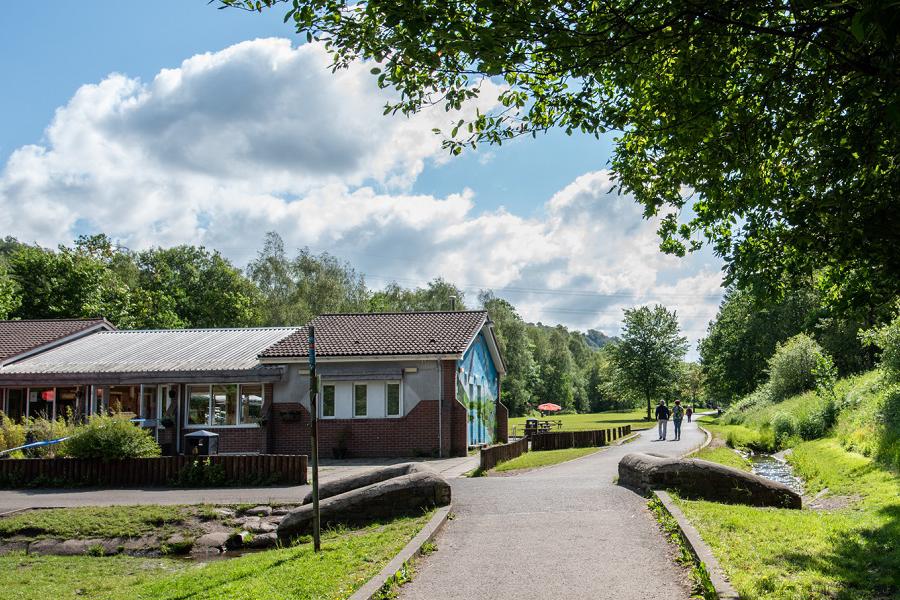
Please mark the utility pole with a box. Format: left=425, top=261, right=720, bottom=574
left=308, top=325, right=321, bottom=552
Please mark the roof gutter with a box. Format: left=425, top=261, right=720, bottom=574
left=258, top=353, right=463, bottom=364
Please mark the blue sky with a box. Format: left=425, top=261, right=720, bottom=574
left=0, top=1, right=723, bottom=350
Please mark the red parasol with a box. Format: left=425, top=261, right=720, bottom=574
left=536, top=403, right=562, bottom=412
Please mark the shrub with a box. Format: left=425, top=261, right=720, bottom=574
left=23, top=417, right=74, bottom=457
left=0, top=413, right=25, bottom=454
left=171, top=458, right=226, bottom=487
left=772, top=413, right=797, bottom=445
left=862, top=306, right=900, bottom=381
left=65, top=414, right=161, bottom=460
left=767, top=334, right=829, bottom=401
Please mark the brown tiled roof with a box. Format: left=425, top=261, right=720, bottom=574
left=260, top=311, right=488, bottom=358
left=0, top=318, right=113, bottom=364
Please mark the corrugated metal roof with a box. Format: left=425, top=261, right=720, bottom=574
left=0, top=327, right=298, bottom=374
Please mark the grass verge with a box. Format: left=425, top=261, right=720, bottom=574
left=648, top=496, right=717, bottom=600
left=692, top=445, right=751, bottom=472
left=493, top=447, right=599, bottom=473
left=509, top=409, right=654, bottom=434
left=0, top=512, right=432, bottom=600
left=675, top=439, right=899, bottom=599
left=0, top=504, right=194, bottom=539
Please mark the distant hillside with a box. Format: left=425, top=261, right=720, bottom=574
left=584, top=328, right=616, bottom=349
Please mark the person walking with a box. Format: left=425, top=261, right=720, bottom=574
left=654, top=400, right=670, bottom=440
left=672, top=400, right=684, bottom=441
left=686, top=405, right=693, bottom=423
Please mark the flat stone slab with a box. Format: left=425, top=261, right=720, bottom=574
left=193, top=532, right=231, bottom=550
left=618, top=452, right=801, bottom=508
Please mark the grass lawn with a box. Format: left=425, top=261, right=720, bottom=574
left=493, top=447, right=600, bottom=472
left=0, top=512, right=432, bottom=600
left=0, top=505, right=195, bottom=539
left=509, top=409, right=653, bottom=436
left=675, top=439, right=900, bottom=599
left=692, top=445, right=751, bottom=471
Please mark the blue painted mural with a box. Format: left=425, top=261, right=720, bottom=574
left=457, top=332, right=500, bottom=446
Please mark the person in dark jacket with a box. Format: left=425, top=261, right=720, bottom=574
left=654, top=400, right=670, bottom=440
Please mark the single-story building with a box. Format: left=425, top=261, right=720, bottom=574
left=0, top=318, right=114, bottom=421
left=0, top=311, right=507, bottom=457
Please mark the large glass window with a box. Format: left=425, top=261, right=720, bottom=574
left=354, top=384, right=367, bottom=417
left=109, top=386, right=139, bottom=416
left=187, top=383, right=264, bottom=427
left=5, top=389, right=25, bottom=421
left=386, top=382, right=401, bottom=417
left=239, top=384, right=264, bottom=424
left=188, top=385, right=211, bottom=425
left=322, top=384, right=336, bottom=418
left=158, top=386, right=177, bottom=425
left=212, top=384, right=238, bottom=426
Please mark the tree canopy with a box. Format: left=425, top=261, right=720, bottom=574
left=222, top=0, right=900, bottom=318
left=610, top=304, right=688, bottom=419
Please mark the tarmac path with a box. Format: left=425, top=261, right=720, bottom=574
left=400, top=418, right=707, bottom=600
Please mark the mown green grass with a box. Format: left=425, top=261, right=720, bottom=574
left=0, top=505, right=192, bottom=539
left=493, top=447, right=600, bottom=472
left=509, top=409, right=653, bottom=435
left=0, top=513, right=432, bottom=600
left=692, top=446, right=751, bottom=471
left=676, top=439, right=900, bottom=599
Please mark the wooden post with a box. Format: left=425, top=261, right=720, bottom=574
left=308, top=325, right=321, bottom=552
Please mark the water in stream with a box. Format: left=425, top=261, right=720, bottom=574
left=747, top=453, right=804, bottom=494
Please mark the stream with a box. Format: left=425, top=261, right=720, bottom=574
left=745, top=452, right=804, bottom=494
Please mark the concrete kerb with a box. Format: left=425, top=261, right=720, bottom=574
left=349, top=505, right=452, bottom=600
left=653, top=490, right=740, bottom=600
left=683, top=424, right=713, bottom=458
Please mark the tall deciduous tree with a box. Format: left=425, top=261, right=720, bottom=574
left=479, top=291, right=536, bottom=417
left=224, top=0, right=900, bottom=316
left=611, top=305, right=688, bottom=420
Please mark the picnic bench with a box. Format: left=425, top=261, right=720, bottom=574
left=518, top=418, right=563, bottom=437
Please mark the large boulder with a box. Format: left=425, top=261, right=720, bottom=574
left=279, top=464, right=450, bottom=541
left=302, top=462, right=425, bottom=504
left=618, top=452, right=801, bottom=509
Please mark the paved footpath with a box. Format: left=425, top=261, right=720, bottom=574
left=0, top=454, right=478, bottom=512
left=400, top=419, right=707, bottom=600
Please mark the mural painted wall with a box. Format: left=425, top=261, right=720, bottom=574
left=457, top=332, right=500, bottom=446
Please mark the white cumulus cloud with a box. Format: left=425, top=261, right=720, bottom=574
left=0, top=38, right=723, bottom=355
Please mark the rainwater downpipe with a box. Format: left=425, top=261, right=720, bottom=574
left=437, top=359, right=442, bottom=458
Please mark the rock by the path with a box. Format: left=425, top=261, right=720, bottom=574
left=280, top=465, right=450, bottom=540
left=244, top=505, right=272, bottom=517
left=618, top=452, right=802, bottom=509
left=235, top=516, right=277, bottom=533
left=193, top=532, right=231, bottom=551
left=271, top=507, right=292, bottom=516
left=213, top=508, right=236, bottom=519
left=245, top=532, right=279, bottom=549
left=0, top=541, right=29, bottom=556
left=302, top=463, right=420, bottom=504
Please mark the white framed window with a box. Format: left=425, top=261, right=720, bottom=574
left=385, top=382, right=402, bottom=417
left=353, top=383, right=367, bottom=417
left=322, top=384, right=336, bottom=418
left=185, top=383, right=265, bottom=427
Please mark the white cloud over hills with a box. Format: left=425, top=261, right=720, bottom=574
left=0, top=38, right=723, bottom=351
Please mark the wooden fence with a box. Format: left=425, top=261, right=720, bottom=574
left=0, top=454, right=308, bottom=488
left=479, top=437, right=529, bottom=471
left=530, top=425, right=631, bottom=451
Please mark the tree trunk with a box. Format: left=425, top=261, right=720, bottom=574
left=646, top=390, right=651, bottom=421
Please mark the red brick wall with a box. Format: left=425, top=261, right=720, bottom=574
left=496, top=380, right=509, bottom=444
left=441, top=359, right=468, bottom=457
left=269, top=401, right=442, bottom=457
left=176, top=382, right=273, bottom=455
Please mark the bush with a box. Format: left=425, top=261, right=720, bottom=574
left=0, top=413, right=25, bottom=454
left=772, top=413, right=797, bottom=445
left=767, top=333, right=829, bottom=401
left=171, top=458, right=226, bottom=487
left=862, top=307, right=900, bottom=382
left=65, top=414, right=160, bottom=460
left=23, top=417, right=74, bottom=457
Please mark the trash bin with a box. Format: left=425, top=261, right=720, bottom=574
left=185, top=430, right=219, bottom=456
